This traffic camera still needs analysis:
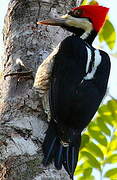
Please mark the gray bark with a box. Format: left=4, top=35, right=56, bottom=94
left=0, top=0, right=78, bottom=179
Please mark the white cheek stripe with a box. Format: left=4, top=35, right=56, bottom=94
left=84, top=48, right=102, bottom=80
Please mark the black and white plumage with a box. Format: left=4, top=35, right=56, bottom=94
left=42, top=36, right=110, bottom=178
left=34, top=5, right=110, bottom=179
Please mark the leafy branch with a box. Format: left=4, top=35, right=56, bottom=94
left=74, top=100, right=117, bottom=180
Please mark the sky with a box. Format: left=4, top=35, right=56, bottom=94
left=0, top=1, right=117, bottom=180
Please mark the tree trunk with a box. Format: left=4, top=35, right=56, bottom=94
left=0, top=0, right=77, bottom=179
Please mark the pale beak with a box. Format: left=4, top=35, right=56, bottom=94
left=37, top=16, right=67, bottom=26
left=37, top=15, right=93, bottom=40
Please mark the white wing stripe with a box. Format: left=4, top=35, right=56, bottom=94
left=86, top=46, right=92, bottom=73
left=84, top=49, right=102, bottom=80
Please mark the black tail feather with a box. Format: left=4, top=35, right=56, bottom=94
left=43, top=136, right=57, bottom=166
left=66, top=146, right=71, bottom=175
left=42, top=123, right=81, bottom=179
left=71, top=147, right=78, bottom=174
left=70, top=146, right=78, bottom=176
left=63, top=146, right=71, bottom=175
left=62, top=146, right=78, bottom=179
left=54, top=143, right=63, bottom=170
left=42, top=124, right=57, bottom=166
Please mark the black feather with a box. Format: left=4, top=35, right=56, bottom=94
left=71, top=146, right=78, bottom=175
left=43, top=137, right=56, bottom=166
left=62, top=146, right=78, bottom=179
left=54, top=143, right=63, bottom=170
left=63, top=146, right=72, bottom=177
left=42, top=123, right=57, bottom=166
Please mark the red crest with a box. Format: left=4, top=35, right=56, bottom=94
left=72, top=5, right=109, bottom=32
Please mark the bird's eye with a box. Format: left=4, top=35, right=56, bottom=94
left=74, top=9, right=82, bottom=16
left=68, top=9, right=83, bottom=18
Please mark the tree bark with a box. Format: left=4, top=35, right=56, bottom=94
left=0, top=0, right=77, bottom=179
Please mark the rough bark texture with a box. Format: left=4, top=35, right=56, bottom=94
left=0, top=0, right=78, bottom=179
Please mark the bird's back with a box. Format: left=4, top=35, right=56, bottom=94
left=49, top=35, right=110, bottom=131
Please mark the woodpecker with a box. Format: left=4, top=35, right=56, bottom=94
left=33, top=5, right=110, bottom=179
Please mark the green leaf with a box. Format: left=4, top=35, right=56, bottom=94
left=88, top=125, right=107, bottom=146
left=74, top=166, right=83, bottom=176
left=106, top=154, right=117, bottom=164
left=80, top=134, right=90, bottom=149
left=99, top=32, right=104, bottom=42
left=80, top=151, right=101, bottom=170
left=83, top=168, right=92, bottom=177
left=78, top=175, right=95, bottom=180
left=99, top=20, right=116, bottom=49
left=98, top=104, right=110, bottom=115
left=98, top=100, right=117, bottom=127
left=75, top=162, right=91, bottom=176
left=78, top=176, right=85, bottom=180
left=89, top=0, right=99, bottom=5
left=98, top=104, right=114, bottom=126
left=88, top=121, right=100, bottom=131
left=81, top=0, right=88, bottom=5
left=96, top=117, right=111, bottom=136
left=86, top=141, right=104, bottom=159
left=104, top=168, right=117, bottom=178
left=108, top=135, right=117, bottom=152
left=108, top=100, right=117, bottom=118
left=107, top=100, right=117, bottom=127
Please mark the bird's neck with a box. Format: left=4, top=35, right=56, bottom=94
left=81, top=30, right=98, bottom=46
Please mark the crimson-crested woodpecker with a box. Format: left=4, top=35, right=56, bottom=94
left=34, top=5, right=110, bottom=179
